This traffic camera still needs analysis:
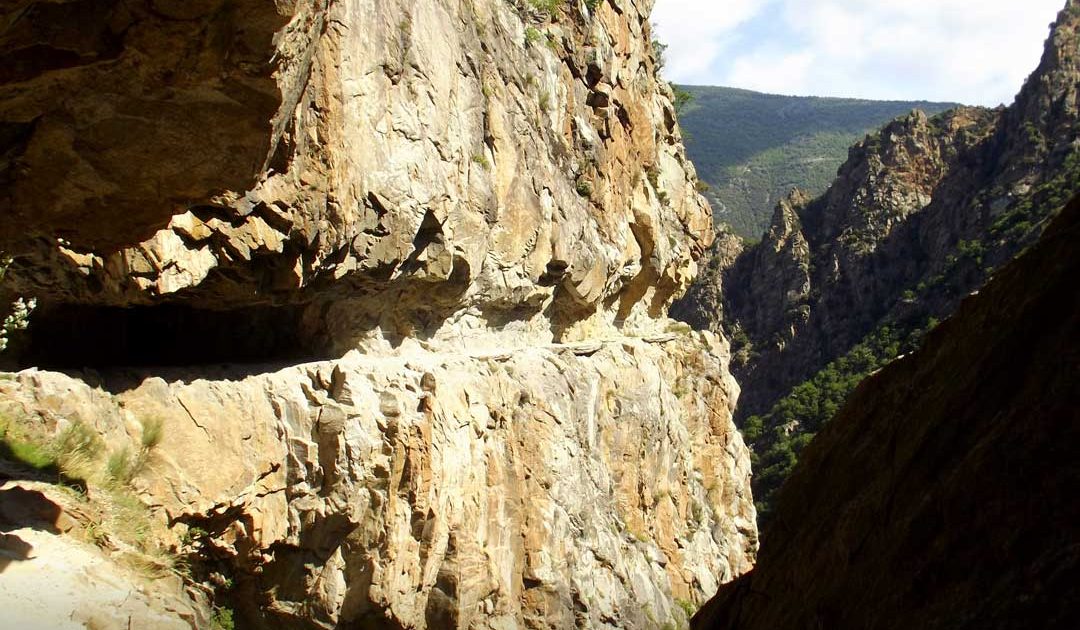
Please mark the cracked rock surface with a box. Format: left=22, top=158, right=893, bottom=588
left=2, top=0, right=713, bottom=349
left=0, top=1, right=755, bottom=627
left=2, top=333, right=755, bottom=629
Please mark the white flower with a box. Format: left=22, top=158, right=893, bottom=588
left=1, top=296, right=36, bottom=352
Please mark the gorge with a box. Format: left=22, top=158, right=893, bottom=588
left=0, top=0, right=1077, bottom=629
left=674, top=0, right=1080, bottom=520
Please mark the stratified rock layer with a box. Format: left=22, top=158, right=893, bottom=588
left=692, top=195, right=1080, bottom=629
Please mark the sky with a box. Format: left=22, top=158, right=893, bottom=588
left=651, top=0, right=1067, bottom=106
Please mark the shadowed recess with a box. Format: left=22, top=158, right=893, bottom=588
left=21, top=303, right=316, bottom=368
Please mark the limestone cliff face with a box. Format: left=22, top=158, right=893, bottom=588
left=678, top=1, right=1080, bottom=423
left=0, top=0, right=755, bottom=628
left=3, top=334, right=756, bottom=629
left=1, top=0, right=712, bottom=348
left=668, top=226, right=742, bottom=335
left=692, top=192, right=1080, bottom=630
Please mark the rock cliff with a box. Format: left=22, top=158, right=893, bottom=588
left=675, top=0, right=1080, bottom=517
left=2, top=333, right=756, bottom=629
left=691, top=191, right=1080, bottom=630
left=0, top=0, right=755, bottom=628
left=1, top=0, right=712, bottom=351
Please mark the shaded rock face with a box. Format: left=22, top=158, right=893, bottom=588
left=692, top=193, right=1080, bottom=630
left=668, top=226, right=742, bottom=333
left=721, top=189, right=811, bottom=342
left=0, top=0, right=755, bottom=628
left=1, top=0, right=713, bottom=355
left=678, top=1, right=1080, bottom=422
left=2, top=334, right=756, bottom=629
left=0, top=0, right=292, bottom=251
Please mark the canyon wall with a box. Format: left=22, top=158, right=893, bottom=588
left=692, top=192, right=1080, bottom=630
left=0, top=0, right=755, bottom=628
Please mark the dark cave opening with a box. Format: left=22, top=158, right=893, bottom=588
left=20, top=302, right=318, bottom=369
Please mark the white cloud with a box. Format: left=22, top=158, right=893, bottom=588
left=652, top=0, right=1066, bottom=105
left=727, top=49, right=816, bottom=94
left=650, top=0, right=764, bottom=83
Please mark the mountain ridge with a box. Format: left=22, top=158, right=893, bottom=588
left=675, top=0, right=1080, bottom=520
left=677, top=85, right=959, bottom=237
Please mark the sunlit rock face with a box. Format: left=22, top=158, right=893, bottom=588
left=1, top=0, right=714, bottom=350
left=2, top=332, right=757, bottom=629
left=0, top=0, right=756, bottom=628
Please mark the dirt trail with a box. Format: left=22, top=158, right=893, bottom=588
left=0, top=483, right=197, bottom=630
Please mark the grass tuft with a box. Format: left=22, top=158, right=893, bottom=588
left=212, top=607, right=236, bottom=630
left=52, top=421, right=103, bottom=479
left=106, top=447, right=137, bottom=488
left=0, top=415, right=57, bottom=470
left=110, top=490, right=152, bottom=547
left=527, top=0, right=562, bottom=14
left=139, top=416, right=164, bottom=450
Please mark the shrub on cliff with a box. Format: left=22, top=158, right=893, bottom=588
left=0, top=256, right=35, bottom=353
left=745, top=320, right=935, bottom=521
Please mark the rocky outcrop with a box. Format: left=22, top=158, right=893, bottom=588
left=668, top=226, right=742, bottom=334
left=0, top=480, right=210, bottom=629
left=1, top=0, right=712, bottom=352
left=691, top=192, right=1080, bottom=630
left=722, top=189, right=811, bottom=344
left=714, top=106, right=1003, bottom=417
left=2, top=332, right=755, bottom=629
left=0, top=0, right=754, bottom=628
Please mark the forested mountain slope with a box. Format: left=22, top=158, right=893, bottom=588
left=677, top=86, right=956, bottom=237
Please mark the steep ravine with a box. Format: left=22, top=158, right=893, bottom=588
left=0, top=0, right=756, bottom=628
left=692, top=191, right=1080, bottom=630
left=675, top=0, right=1080, bottom=518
